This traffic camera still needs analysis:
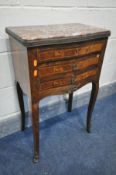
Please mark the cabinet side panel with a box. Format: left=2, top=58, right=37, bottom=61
left=9, top=36, right=30, bottom=97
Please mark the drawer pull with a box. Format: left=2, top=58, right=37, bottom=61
left=34, top=70, right=38, bottom=77
left=96, top=54, right=100, bottom=58
left=34, top=59, right=38, bottom=67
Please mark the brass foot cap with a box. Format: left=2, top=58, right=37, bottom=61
left=33, top=155, right=39, bottom=163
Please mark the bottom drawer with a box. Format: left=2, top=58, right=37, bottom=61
left=39, top=75, right=72, bottom=91
left=39, top=68, right=98, bottom=91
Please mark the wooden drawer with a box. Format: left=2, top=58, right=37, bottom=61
left=39, top=68, right=98, bottom=91
left=73, top=68, right=98, bottom=89
left=71, top=54, right=100, bottom=73
left=38, top=53, right=100, bottom=81
left=39, top=74, right=72, bottom=91
left=37, top=40, right=105, bottom=63
left=39, top=59, right=99, bottom=91
left=32, top=52, right=101, bottom=92
left=76, top=69, right=98, bottom=82
left=39, top=62, right=72, bottom=78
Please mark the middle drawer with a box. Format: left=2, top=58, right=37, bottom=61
left=38, top=53, right=100, bottom=82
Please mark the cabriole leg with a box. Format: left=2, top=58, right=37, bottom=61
left=87, top=82, right=99, bottom=133
left=16, top=82, right=25, bottom=131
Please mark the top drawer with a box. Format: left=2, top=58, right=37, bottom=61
left=36, top=39, right=105, bottom=63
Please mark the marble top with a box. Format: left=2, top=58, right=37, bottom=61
left=6, top=23, right=110, bottom=47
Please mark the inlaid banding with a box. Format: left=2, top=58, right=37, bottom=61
left=38, top=41, right=104, bottom=62
left=76, top=69, right=98, bottom=81
left=39, top=77, right=72, bottom=91
left=38, top=55, right=100, bottom=79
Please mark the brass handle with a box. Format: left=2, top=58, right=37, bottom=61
left=96, top=54, right=100, bottom=58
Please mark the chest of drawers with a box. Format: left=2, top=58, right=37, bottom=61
left=6, top=23, right=110, bottom=162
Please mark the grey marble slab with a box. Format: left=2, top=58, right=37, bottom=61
left=6, top=23, right=110, bottom=47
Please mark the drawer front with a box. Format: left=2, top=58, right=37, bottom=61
left=39, top=68, right=98, bottom=91
left=76, top=69, right=98, bottom=82
left=39, top=75, right=72, bottom=91
left=27, top=39, right=107, bottom=101
left=38, top=53, right=100, bottom=82
left=71, top=54, right=100, bottom=73
left=39, top=62, right=72, bottom=78
left=30, top=50, right=102, bottom=93
left=37, top=40, right=105, bottom=63
left=39, top=55, right=100, bottom=91
left=73, top=68, right=98, bottom=89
